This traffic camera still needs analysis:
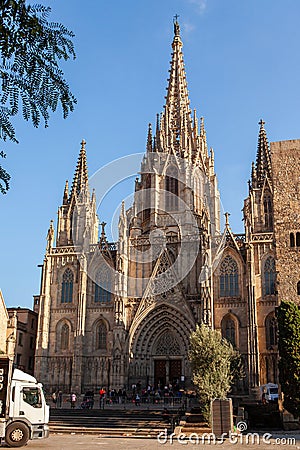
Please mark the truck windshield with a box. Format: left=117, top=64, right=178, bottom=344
left=22, top=387, right=42, bottom=408
left=269, top=388, right=278, bottom=395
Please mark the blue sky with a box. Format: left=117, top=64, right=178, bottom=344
left=2, top=0, right=300, bottom=308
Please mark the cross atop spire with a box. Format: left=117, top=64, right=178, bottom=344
left=70, top=139, right=89, bottom=200
left=173, top=14, right=180, bottom=36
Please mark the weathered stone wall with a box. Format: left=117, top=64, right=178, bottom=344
left=271, top=139, right=300, bottom=304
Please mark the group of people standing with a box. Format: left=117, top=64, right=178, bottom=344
left=51, top=382, right=183, bottom=409
left=51, top=390, right=77, bottom=408
left=51, top=390, right=63, bottom=408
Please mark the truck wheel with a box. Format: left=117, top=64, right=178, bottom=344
left=5, top=422, right=30, bottom=448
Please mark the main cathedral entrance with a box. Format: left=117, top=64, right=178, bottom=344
left=154, top=359, right=181, bottom=387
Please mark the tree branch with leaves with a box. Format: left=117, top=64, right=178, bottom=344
left=0, top=0, right=77, bottom=193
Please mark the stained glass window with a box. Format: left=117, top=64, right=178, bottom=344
left=165, top=166, right=179, bottom=210
left=219, top=256, right=239, bottom=297
left=95, top=268, right=112, bottom=303
left=61, top=323, right=69, bottom=350
left=97, top=322, right=107, bottom=350
left=266, top=315, right=277, bottom=348
left=61, top=268, right=73, bottom=303
left=222, top=317, right=236, bottom=346
left=264, top=256, right=276, bottom=296
left=264, top=195, right=273, bottom=230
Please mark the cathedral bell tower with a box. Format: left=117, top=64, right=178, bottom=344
left=117, top=19, right=221, bottom=389
left=56, top=139, right=98, bottom=248
left=244, top=120, right=277, bottom=391
left=35, top=140, right=99, bottom=392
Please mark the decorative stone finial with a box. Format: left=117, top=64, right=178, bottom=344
left=225, top=212, right=230, bottom=227
left=100, top=221, right=107, bottom=237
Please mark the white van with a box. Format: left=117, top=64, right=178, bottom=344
left=260, top=383, right=279, bottom=403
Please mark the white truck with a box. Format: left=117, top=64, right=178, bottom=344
left=0, top=357, right=49, bottom=447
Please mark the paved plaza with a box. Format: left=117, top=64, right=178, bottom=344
left=17, top=432, right=300, bottom=450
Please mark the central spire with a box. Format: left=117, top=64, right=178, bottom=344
left=162, top=18, right=193, bottom=155
left=146, top=19, right=209, bottom=169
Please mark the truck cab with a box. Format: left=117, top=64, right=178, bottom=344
left=260, top=383, right=279, bottom=403
left=0, top=358, right=49, bottom=447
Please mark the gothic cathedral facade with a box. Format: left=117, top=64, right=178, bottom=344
left=35, top=21, right=300, bottom=398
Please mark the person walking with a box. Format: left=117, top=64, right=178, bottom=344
left=57, top=390, right=62, bottom=408
left=135, top=393, right=140, bottom=406
left=70, top=392, right=77, bottom=409
left=51, top=391, right=57, bottom=408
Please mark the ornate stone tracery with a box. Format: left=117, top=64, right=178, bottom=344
left=154, top=330, right=181, bottom=355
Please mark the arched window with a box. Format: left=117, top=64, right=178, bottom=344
left=297, top=281, right=300, bottom=295
left=95, top=267, right=112, bottom=303
left=96, top=321, right=107, bottom=350
left=263, top=195, right=273, bottom=230
left=264, top=256, right=276, bottom=296
left=266, top=314, right=277, bottom=348
left=296, top=232, right=300, bottom=247
left=290, top=233, right=295, bottom=247
left=219, top=256, right=239, bottom=297
left=61, top=323, right=70, bottom=350
left=222, top=316, right=236, bottom=346
left=193, top=174, right=202, bottom=212
left=61, top=268, right=73, bottom=303
left=165, top=166, right=179, bottom=211
left=143, top=173, right=151, bottom=221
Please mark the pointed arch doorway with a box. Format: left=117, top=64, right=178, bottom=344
left=153, top=330, right=182, bottom=388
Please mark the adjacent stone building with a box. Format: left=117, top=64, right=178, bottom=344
left=34, top=21, right=299, bottom=397
left=0, top=290, right=18, bottom=360
left=7, top=308, right=38, bottom=375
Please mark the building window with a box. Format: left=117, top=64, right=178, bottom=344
left=219, top=256, right=239, bottom=297
left=264, top=256, right=276, bottom=296
left=263, top=195, right=273, bottom=230
left=28, top=357, right=33, bottom=371
left=95, top=268, right=112, bottom=303
left=165, top=166, right=179, bottom=211
left=16, top=353, right=21, bottom=366
left=30, top=336, right=35, bottom=350
left=61, top=323, right=70, bottom=350
left=297, top=232, right=300, bottom=247
left=61, top=268, right=73, bottom=303
left=18, top=333, right=23, bottom=346
left=266, top=314, right=277, bottom=348
left=143, top=173, right=151, bottom=221
left=222, top=316, right=236, bottom=346
left=97, top=322, right=107, bottom=350
left=290, top=233, right=295, bottom=247
left=297, top=281, right=300, bottom=295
